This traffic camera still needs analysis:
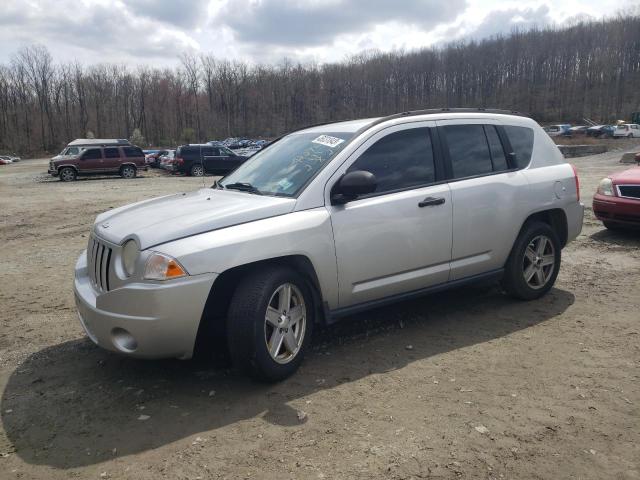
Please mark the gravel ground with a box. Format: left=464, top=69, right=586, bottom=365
left=0, top=147, right=639, bottom=480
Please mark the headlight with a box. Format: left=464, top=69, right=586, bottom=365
left=121, top=239, right=139, bottom=277
left=597, top=177, right=614, bottom=196
left=144, top=252, right=188, bottom=281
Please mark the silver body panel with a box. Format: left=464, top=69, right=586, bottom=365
left=74, top=112, right=584, bottom=359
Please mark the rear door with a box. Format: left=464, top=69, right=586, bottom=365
left=437, top=120, right=529, bottom=280
left=103, top=147, right=121, bottom=171
left=328, top=122, right=453, bottom=307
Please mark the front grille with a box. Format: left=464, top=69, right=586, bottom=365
left=618, top=185, right=640, bottom=200
left=87, top=236, right=113, bottom=291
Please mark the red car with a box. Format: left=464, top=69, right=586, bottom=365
left=593, top=165, right=640, bottom=229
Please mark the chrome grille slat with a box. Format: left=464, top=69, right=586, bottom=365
left=88, top=235, right=113, bottom=292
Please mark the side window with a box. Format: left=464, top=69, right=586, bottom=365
left=485, top=125, right=508, bottom=171
left=67, top=147, right=79, bottom=155
left=201, top=147, right=214, bottom=156
left=104, top=147, right=120, bottom=158
left=82, top=148, right=102, bottom=160
left=347, top=127, right=436, bottom=194
left=443, top=125, right=493, bottom=178
left=123, top=147, right=143, bottom=158
left=503, top=125, right=534, bottom=168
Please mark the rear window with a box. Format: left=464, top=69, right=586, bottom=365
left=503, top=125, right=534, bottom=168
left=104, top=147, right=120, bottom=158
left=443, top=124, right=493, bottom=178
left=123, top=147, right=143, bottom=157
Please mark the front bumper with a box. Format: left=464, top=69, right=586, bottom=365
left=593, top=194, right=640, bottom=226
left=74, top=251, right=217, bottom=359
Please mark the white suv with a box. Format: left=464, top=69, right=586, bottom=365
left=74, top=109, right=584, bottom=381
left=613, top=123, right=640, bottom=138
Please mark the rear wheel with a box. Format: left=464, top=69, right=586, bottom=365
left=227, top=266, right=314, bottom=382
left=59, top=167, right=77, bottom=182
left=502, top=221, right=561, bottom=300
left=120, top=165, right=136, bottom=179
left=190, top=164, right=204, bottom=176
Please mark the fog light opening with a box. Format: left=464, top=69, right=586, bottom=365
left=112, top=328, right=138, bottom=352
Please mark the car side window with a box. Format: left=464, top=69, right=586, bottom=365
left=82, top=148, right=102, bottom=160
left=503, top=125, right=534, bottom=168
left=201, top=147, right=214, bottom=156
left=443, top=125, right=493, bottom=178
left=347, top=127, right=436, bottom=194
left=67, top=147, right=79, bottom=155
left=485, top=125, right=508, bottom=171
left=104, top=147, right=120, bottom=158
left=123, top=147, right=143, bottom=158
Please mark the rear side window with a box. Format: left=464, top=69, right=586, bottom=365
left=201, top=147, right=214, bottom=156
left=348, top=127, right=435, bottom=194
left=82, top=148, right=102, bottom=159
left=485, top=125, right=508, bottom=171
left=104, top=147, right=120, bottom=158
left=503, top=126, right=534, bottom=168
left=443, top=125, right=493, bottom=178
left=123, top=147, right=143, bottom=158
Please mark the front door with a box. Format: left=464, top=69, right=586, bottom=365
left=328, top=123, right=453, bottom=308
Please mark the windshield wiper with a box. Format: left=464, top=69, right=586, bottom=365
left=223, top=182, right=263, bottom=195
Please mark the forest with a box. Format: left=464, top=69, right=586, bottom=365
left=0, top=13, right=638, bottom=154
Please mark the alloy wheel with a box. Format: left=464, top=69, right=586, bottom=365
left=264, top=283, right=306, bottom=364
left=522, top=234, right=555, bottom=289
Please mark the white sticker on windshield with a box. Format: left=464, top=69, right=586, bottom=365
left=312, top=135, right=345, bottom=148
left=277, top=178, right=293, bottom=190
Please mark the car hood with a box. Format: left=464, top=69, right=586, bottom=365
left=93, top=188, right=296, bottom=249
left=610, top=166, right=640, bottom=185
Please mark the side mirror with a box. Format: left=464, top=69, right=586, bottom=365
left=331, top=170, right=377, bottom=204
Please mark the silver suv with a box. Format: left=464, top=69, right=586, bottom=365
left=74, top=109, right=584, bottom=381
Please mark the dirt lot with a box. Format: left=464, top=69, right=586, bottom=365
left=1, top=147, right=639, bottom=480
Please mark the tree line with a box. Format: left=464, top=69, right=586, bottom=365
left=0, top=14, right=638, bottom=155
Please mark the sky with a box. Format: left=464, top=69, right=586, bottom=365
left=0, top=0, right=635, bottom=67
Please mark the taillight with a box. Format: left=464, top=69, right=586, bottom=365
left=570, top=164, right=580, bottom=201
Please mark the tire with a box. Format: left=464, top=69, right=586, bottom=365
left=59, top=167, right=77, bottom=182
left=120, top=165, right=136, bottom=179
left=190, top=164, right=204, bottom=177
left=226, top=266, right=314, bottom=382
left=502, top=221, right=561, bottom=301
left=603, top=221, right=625, bottom=231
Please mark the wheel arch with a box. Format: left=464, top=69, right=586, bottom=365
left=57, top=164, right=79, bottom=173
left=519, top=208, right=568, bottom=248
left=119, top=162, right=137, bottom=170
left=193, top=254, right=326, bottom=358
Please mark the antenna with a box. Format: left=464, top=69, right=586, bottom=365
left=200, top=145, right=206, bottom=189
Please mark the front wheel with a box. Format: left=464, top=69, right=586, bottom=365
left=502, top=222, right=561, bottom=300
left=59, top=167, right=77, bottom=182
left=227, top=266, right=314, bottom=382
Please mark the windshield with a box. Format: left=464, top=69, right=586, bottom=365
left=219, top=131, right=354, bottom=196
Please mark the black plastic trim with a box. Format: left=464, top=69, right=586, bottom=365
left=328, top=268, right=504, bottom=321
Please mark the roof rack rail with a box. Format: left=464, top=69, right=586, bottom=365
left=385, top=107, right=526, bottom=120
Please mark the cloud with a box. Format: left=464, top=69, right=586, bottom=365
left=124, top=0, right=208, bottom=28
left=215, top=0, right=467, bottom=47
left=450, top=5, right=556, bottom=42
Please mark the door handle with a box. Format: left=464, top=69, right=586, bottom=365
left=418, top=196, right=446, bottom=207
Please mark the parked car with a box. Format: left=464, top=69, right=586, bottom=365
left=145, top=150, right=170, bottom=168
left=48, top=145, right=147, bottom=181
left=52, top=139, right=131, bottom=162
left=74, top=108, right=583, bottom=381
left=544, top=124, right=572, bottom=137
left=174, top=144, right=248, bottom=176
left=0, top=157, right=13, bottom=165
left=613, top=124, right=640, bottom=138
left=593, top=166, right=640, bottom=229
left=568, top=125, right=589, bottom=135
left=586, top=125, right=615, bottom=138
left=158, top=150, right=176, bottom=170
